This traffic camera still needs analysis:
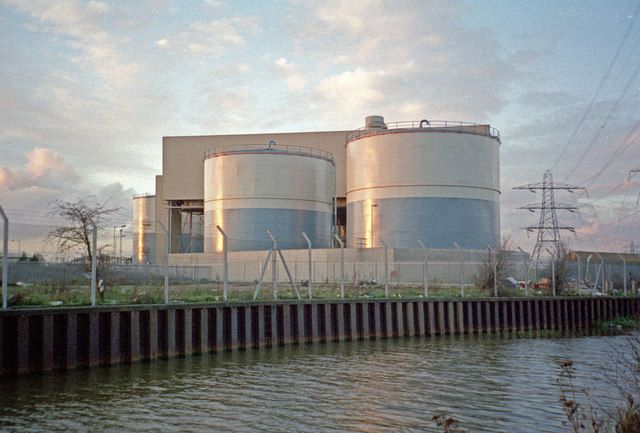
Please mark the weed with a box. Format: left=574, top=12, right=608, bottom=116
left=593, top=316, right=640, bottom=333
left=432, top=414, right=464, bottom=433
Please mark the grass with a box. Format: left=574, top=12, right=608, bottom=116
left=6, top=282, right=489, bottom=307
left=7, top=283, right=222, bottom=307
left=3, top=281, right=636, bottom=308
left=593, top=316, right=640, bottom=333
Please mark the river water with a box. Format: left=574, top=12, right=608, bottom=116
left=0, top=333, right=634, bottom=432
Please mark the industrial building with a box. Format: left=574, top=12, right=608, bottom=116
left=133, top=115, right=501, bottom=265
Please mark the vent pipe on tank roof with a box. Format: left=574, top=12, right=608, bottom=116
left=364, top=115, right=386, bottom=130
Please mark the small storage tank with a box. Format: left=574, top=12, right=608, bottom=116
left=132, top=194, right=156, bottom=264
left=346, top=116, right=501, bottom=250
left=204, top=144, right=335, bottom=252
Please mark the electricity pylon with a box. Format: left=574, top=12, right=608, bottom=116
left=513, top=169, right=584, bottom=266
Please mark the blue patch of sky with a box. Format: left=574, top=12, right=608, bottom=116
left=462, top=0, right=640, bottom=163
left=465, top=0, right=640, bottom=100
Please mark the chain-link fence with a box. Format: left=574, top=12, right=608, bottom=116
left=5, top=221, right=135, bottom=263
left=1, top=209, right=638, bottom=308
left=2, top=255, right=497, bottom=307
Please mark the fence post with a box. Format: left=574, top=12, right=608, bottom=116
left=334, top=234, right=345, bottom=298
left=418, top=240, right=429, bottom=297
left=267, top=230, right=278, bottom=300
left=302, top=232, right=313, bottom=299
left=552, top=257, right=556, bottom=296
left=0, top=206, right=8, bottom=309
left=545, top=248, right=556, bottom=297
left=156, top=220, right=170, bottom=303
left=453, top=242, right=464, bottom=296
left=253, top=250, right=274, bottom=300
left=576, top=252, right=581, bottom=292
left=276, top=249, right=301, bottom=299
left=216, top=225, right=229, bottom=301
left=617, top=253, right=627, bottom=295
left=380, top=237, right=389, bottom=298
left=486, top=245, right=498, bottom=297
left=595, top=252, right=604, bottom=295
left=91, top=221, right=97, bottom=306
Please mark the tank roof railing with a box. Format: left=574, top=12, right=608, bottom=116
left=347, top=120, right=501, bottom=143
left=205, top=144, right=335, bottom=163
left=133, top=193, right=156, bottom=199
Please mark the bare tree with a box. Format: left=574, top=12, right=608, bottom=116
left=543, top=240, right=571, bottom=290
left=478, top=235, right=516, bottom=294
left=48, top=198, right=121, bottom=267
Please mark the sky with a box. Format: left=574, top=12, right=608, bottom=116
left=0, top=0, right=639, bottom=254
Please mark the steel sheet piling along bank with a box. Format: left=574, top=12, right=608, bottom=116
left=1, top=298, right=638, bottom=377
left=346, top=118, right=501, bottom=249
left=204, top=145, right=335, bottom=252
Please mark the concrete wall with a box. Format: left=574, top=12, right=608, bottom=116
left=166, top=247, right=528, bottom=286
left=2, top=297, right=637, bottom=376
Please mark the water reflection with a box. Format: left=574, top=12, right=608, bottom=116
left=0, top=333, right=633, bottom=432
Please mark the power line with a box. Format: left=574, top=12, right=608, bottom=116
left=551, top=2, right=640, bottom=171
left=563, top=58, right=640, bottom=182
left=577, top=166, right=640, bottom=205
left=602, top=31, right=640, bottom=100
left=581, top=116, right=640, bottom=187
left=611, top=169, right=640, bottom=242
left=583, top=180, right=631, bottom=203
left=581, top=175, right=640, bottom=229
left=578, top=191, right=618, bottom=252
left=626, top=167, right=640, bottom=242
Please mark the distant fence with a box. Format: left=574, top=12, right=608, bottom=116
left=3, top=259, right=491, bottom=287
left=1, top=206, right=639, bottom=308
left=0, top=254, right=532, bottom=307
left=4, top=251, right=638, bottom=308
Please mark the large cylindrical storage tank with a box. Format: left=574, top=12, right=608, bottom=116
left=204, top=144, right=335, bottom=252
left=132, top=194, right=156, bottom=264
left=346, top=117, right=500, bottom=250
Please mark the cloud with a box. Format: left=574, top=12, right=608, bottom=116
left=0, top=147, right=77, bottom=192
left=1, top=0, right=169, bottom=198
left=0, top=149, right=137, bottom=256
left=26, top=147, right=71, bottom=178
left=162, top=17, right=261, bottom=55
left=274, top=58, right=308, bottom=91
left=0, top=155, right=135, bottom=225
left=87, top=1, right=108, bottom=13
left=204, top=0, right=223, bottom=8
left=6, top=0, right=140, bottom=87
left=281, top=0, right=516, bottom=127
left=316, top=68, right=386, bottom=115
left=93, top=182, right=137, bottom=215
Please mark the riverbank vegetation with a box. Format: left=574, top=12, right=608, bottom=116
left=593, top=316, right=640, bottom=333
left=4, top=280, right=590, bottom=307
